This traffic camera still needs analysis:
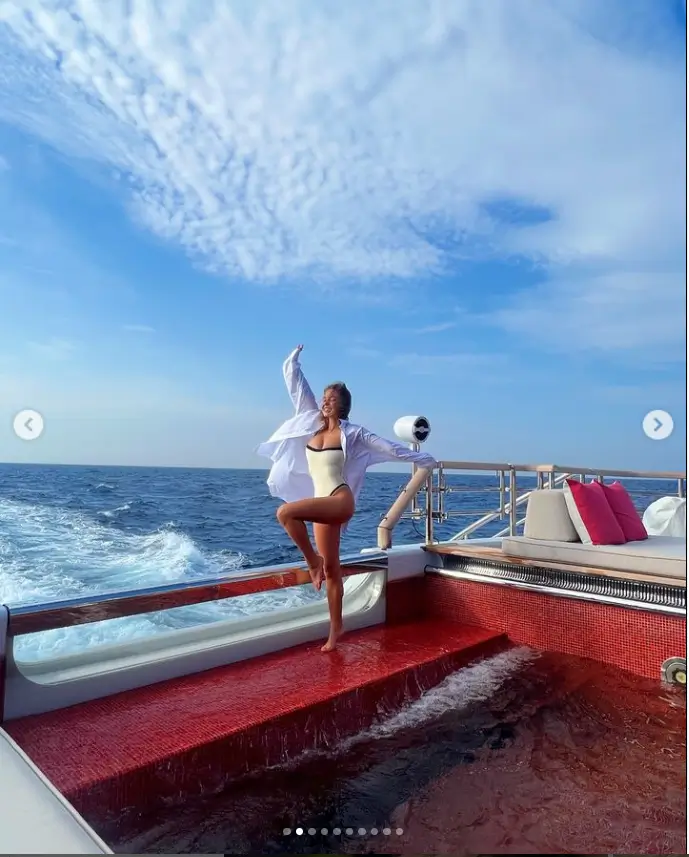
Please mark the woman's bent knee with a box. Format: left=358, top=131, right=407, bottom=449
left=276, top=503, right=291, bottom=525
left=323, top=562, right=341, bottom=580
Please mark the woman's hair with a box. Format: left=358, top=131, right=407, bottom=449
left=324, top=382, right=352, bottom=420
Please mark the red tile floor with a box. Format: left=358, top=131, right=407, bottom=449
left=6, top=618, right=507, bottom=819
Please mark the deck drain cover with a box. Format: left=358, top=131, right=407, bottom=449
left=661, top=657, right=687, bottom=686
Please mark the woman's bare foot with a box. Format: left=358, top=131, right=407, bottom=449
left=307, top=555, right=325, bottom=591
left=321, top=626, right=343, bottom=652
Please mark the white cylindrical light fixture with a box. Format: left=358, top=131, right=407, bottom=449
left=393, top=415, right=431, bottom=445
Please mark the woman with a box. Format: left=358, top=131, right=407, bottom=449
left=257, top=345, right=437, bottom=652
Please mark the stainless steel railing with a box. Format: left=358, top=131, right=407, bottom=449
left=377, top=461, right=686, bottom=548
left=0, top=553, right=388, bottom=722
left=3, top=554, right=388, bottom=638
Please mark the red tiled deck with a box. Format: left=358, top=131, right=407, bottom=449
left=6, top=618, right=507, bottom=820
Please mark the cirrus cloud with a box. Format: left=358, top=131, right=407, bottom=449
left=0, top=0, right=684, bottom=358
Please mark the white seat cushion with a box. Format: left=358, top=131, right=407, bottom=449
left=501, top=535, right=686, bottom=580
left=643, top=497, right=687, bottom=538
left=523, top=490, right=580, bottom=542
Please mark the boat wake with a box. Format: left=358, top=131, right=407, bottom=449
left=0, top=497, right=317, bottom=662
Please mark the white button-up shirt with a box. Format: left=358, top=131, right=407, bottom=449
left=256, top=348, right=437, bottom=505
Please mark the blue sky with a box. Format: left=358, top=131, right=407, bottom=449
left=0, top=0, right=685, bottom=471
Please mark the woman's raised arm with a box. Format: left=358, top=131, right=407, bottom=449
left=283, top=345, right=319, bottom=415
left=358, top=427, right=438, bottom=469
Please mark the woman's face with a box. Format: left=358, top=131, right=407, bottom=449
left=321, top=387, right=341, bottom=419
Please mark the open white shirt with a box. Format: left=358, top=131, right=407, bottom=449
left=256, top=347, right=437, bottom=505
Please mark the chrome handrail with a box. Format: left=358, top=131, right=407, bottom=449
left=3, top=553, right=388, bottom=638
left=379, top=461, right=686, bottom=548
left=377, top=467, right=433, bottom=550
left=451, top=473, right=571, bottom=541
left=0, top=555, right=388, bottom=722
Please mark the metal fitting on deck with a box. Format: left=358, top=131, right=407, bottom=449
left=661, top=657, right=687, bottom=686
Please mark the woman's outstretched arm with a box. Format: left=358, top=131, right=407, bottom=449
left=359, top=427, right=438, bottom=468
left=283, top=345, right=319, bottom=414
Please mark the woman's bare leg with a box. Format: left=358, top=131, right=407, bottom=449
left=276, top=510, right=323, bottom=587
left=314, top=522, right=344, bottom=651
left=276, top=490, right=354, bottom=591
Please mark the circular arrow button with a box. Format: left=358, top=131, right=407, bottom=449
left=642, top=410, right=674, bottom=441
left=13, top=409, right=45, bottom=441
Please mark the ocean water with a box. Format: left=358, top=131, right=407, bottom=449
left=0, top=463, right=675, bottom=662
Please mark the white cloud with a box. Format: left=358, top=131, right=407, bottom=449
left=388, top=351, right=506, bottom=376
left=347, top=346, right=383, bottom=359
left=123, top=323, right=155, bottom=334
left=26, top=338, right=79, bottom=360
left=0, top=364, right=278, bottom=422
left=416, top=322, right=457, bottom=334
left=0, top=367, right=283, bottom=467
left=491, top=270, right=685, bottom=362
left=0, top=0, right=684, bottom=355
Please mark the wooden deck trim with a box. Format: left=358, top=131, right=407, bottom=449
left=424, top=543, right=685, bottom=588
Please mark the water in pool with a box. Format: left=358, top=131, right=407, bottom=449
left=105, top=647, right=686, bottom=855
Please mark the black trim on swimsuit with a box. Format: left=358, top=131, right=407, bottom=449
left=330, top=483, right=349, bottom=496
left=306, top=444, right=343, bottom=451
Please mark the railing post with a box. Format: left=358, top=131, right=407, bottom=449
left=425, top=471, right=435, bottom=544
left=509, top=468, right=517, bottom=536
left=499, top=469, right=506, bottom=517
left=0, top=604, right=8, bottom=725
left=679, top=479, right=685, bottom=499
left=377, top=467, right=434, bottom=550
left=410, top=443, right=420, bottom=515
left=437, top=463, right=445, bottom=522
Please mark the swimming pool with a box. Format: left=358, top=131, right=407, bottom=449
left=103, top=646, right=686, bottom=855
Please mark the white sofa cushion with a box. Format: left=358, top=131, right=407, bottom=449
left=643, top=496, right=687, bottom=538
left=523, top=489, right=580, bottom=542
left=501, top=534, right=686, bottom=580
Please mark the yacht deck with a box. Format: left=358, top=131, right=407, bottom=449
left=5, top=618, right=506, bottom=822
left=425, top=539, right=686, bottom=588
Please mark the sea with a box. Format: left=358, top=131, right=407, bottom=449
left=0, top=463, right=675, bottom=663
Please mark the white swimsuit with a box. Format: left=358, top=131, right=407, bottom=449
left=305, top=444, right=348, bottom=497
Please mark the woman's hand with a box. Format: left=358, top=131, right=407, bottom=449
left=296, top=344, right=303, bottom=354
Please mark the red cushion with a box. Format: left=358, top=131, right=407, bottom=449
left=600, top=481, right=648, bottom=542
left=563, top=479, right=627, bottom=545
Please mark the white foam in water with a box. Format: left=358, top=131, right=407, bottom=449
left=263, top=646, right=538, bottom=773
left=0, top=497, right=317, bottom=662
left=340, top=645, right=538, bottom=750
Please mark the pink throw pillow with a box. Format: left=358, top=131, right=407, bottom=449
left=563, top=479, right=626, bottom=545
left=600, top=481, right=648, bottom=542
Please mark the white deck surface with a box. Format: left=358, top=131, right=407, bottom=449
left=0, top=727, right=112, bottom=854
